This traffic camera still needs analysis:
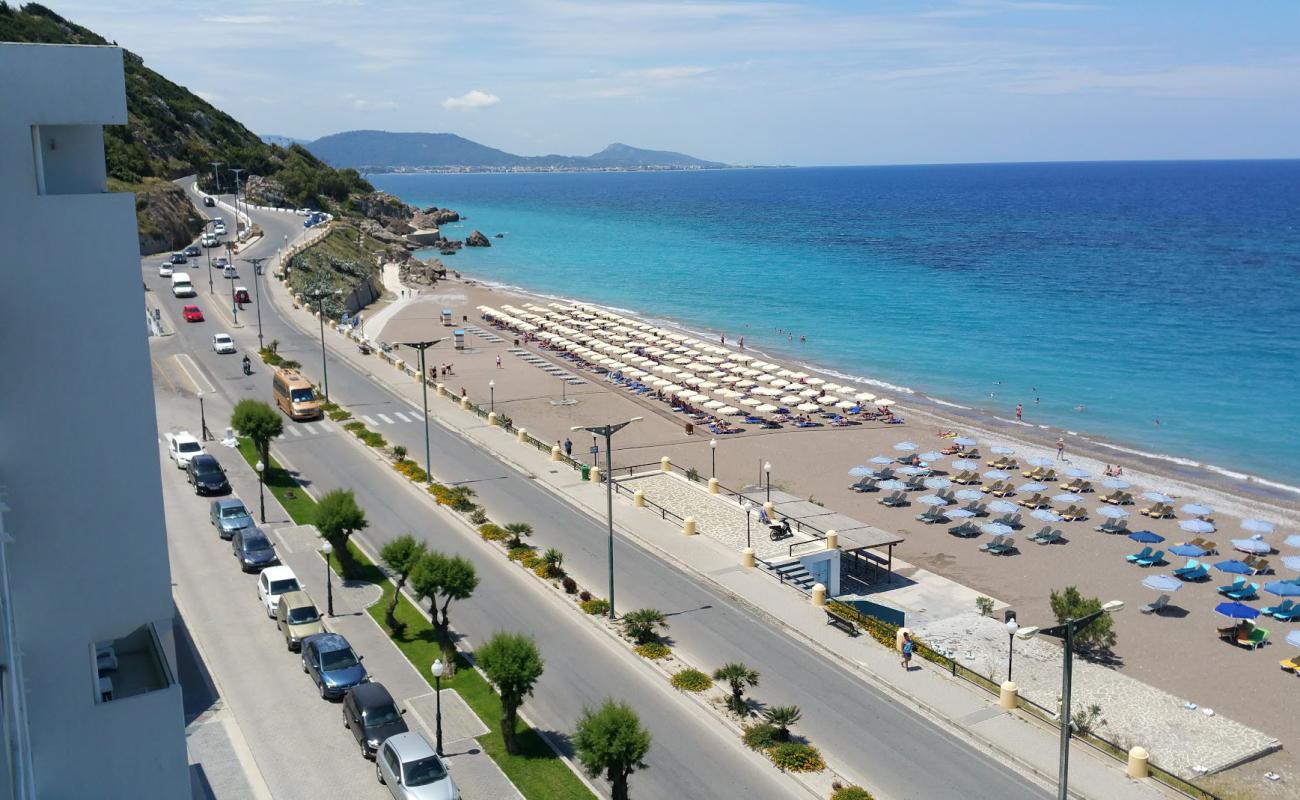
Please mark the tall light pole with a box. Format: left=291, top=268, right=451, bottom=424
left=396, top=338, right=445, bottom=484
left=709, top=438, right=717, bottom=479
left=321, top=541, right=335, bottom=617
left=255, top=460, right=266, bottom=523
left=1018, top=600, right=1124, bottom=800
left=198, top=390, right=210, bottom=441
left=430, top=660, right=445, bottom=756
left=242, top=257, right=267, bottom=348
left=228, top=266, right=239, bottom=322
left=1004, top=616, right=1019, bottom=681
left=571, top=417, right=642, bottom=619
left=204, top=219, right=217, bottom=293
left=209, top=161, right=222, bottom=194
left=229, top=168, right=245, bottom=238
left=489, top=380, right=495, bottom=413
left=306, top=288, right=341, bottom=399
left=764, top=462, right=772, bottom=502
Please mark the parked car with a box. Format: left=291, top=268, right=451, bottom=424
left=301, top=633, right=367, bottom=700
left=257, top=566, right=300, bottom=617
left=343, top=682, right=408, bottom=758
left=165, top=431, right=205, bottom=469
left=212, top=333, right=236, bottom=354
left=187, top=454, right=229, bottom=495
left=276, top=590, right=325, bottom=652
left=210, top=498, right=253, bottom=539
left=182, top=305, right=204, bottom=322
left=159, top=262, right=174, bottom=277
left=203, top=196, right=216, bottom=207
left=184, top=244, right=202, bottom=257
left=232, top=527, right=277, bottom=572
left=376, top=732, right=459, bottom=799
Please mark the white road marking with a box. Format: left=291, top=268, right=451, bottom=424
left=275, top=529, right=294, bottom=553
left=393, top=411, right=412, bottom=423
left=286, top=426, right=303, bottom=438
left=377, top=413, right=395, bottom=424
left=173, top=353, right=216, bottom=395
left=361, top=415, right=378, bottom=426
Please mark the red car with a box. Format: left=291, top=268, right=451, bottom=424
left=182, top=305, right=204, bottom=322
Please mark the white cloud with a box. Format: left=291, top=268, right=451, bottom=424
left=619, top=65, right=711, bottom=80
left=442, top=90, right=502, bottom=110
left=200, top=14, right=277, bottom=25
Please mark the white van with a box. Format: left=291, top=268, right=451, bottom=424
left=171, top=274, right=195, bottom=297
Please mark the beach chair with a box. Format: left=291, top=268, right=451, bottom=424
left=874, top=467, right=896, bottom=481
left=1135, top=549, right=1165, bottom=568
left=849, top=477, right=878, bottom=493
left=961, top=501, right=988, bottom=517
left=949, top=521, right=980, bottom=537
left=1190, top=538, right=1218, bottom=554
left=1100, top=490, right=1125, bottom=505
left=1244, top=556, right=1272, bottom=574
left=987, top=536, right=1016, bottom=555
left=916, top=507, right=948, bottom=525
left=992, top=512, right=1017, bottom=528
left=1039, top=469, right=1058, bottom=484
left=981, top=480, right=1007, bottom=495
left=990, top=483, right=1016, bottom=498
left=1027, top=525, right=1051, bottom=543
left=1219, top=622, right=1250, bottom=641
left=1141, top=594, right=1171, bottom=614
left=1273, top=604, right=1300, bottom=622
left=1099, top=519, right=1129, bottom=535
left=1173, top=559, right=1202, bottom=579
left=937, top=489, right=957, bottom=504
left=1263, top=600, right=1296, bottom=619
left=1118, top=492, right=1135, bottom=505
left=979, top=535, right=1007, bottom=552
left=1022, top=466, right=1047, bottom=479
left=1225, top=582, right=1259, bottom=601
left=1061, top=505, right=1088, bottom=522
left=1243, top=627, right=1269, bottom=650
left=1177, top=563, right=1208, bottom=581
left=904, top=476, right=927, bottom=491
left=961, top=449, right=982, bottom=461
left=1217, top=577, right=1247, bottom=596
left=1030, top=527, right=1063, bottom=545
left=949, top=470, right=973, bottom=484
left=1279, top=654, right=1300, bottom=672
left=896, top=454, right=921, bottom=466
left=1126, top=547, right=1153, bottom=564
left=879, top=491, right=909, bottom=508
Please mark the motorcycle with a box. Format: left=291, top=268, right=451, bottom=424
left=242, top=357, right=252, bottom=376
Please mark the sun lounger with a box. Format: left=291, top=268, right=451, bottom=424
left=950, top=470, right=979, bottom=485
left=1135, top=549, right=1165, bottom=567
left=1219, top=622, right=1249, bottom=641
left=1141, top=594, right=1171, bottom=614
left=1022, top=467, right=1047, bottom=479
left=879, top=491, right=909, bottom=508
left=937, top=489, right=957, bottom=504
left=979, top=535, right=1007, bottom=552
left=990, top=484, right=1016, bottom=498
left=961, top=501, right=988, bottom=517
left=1061, top=505, right=1087, bottom=522
left=1126, top=547, right=1153, bottom=563
left=1244, top=556, right=1272, bottom=574
left=1279, top=654, right=1300, bottom=672
left=897, top=454, right=921, bottom=466
left=1273, top=604, right=1300, bottom=622
left=949, top=521, right=980, bottom=537
left=1190, top=538, right=1217, bottom=554
left=850, top=478, right=878, bottom=493
left=986, top=536, right=1016, bottom=555
left=1100, top=490, right=1126, bottom=505
left=1181, top=564, right=1210, bottom=581
left=1224, top=582, right=1259, bottom=601
left=981, top=480, right=1007, bottom=495
left=1030, top=527, right=1063, bottom=545
left=1242, top=627, right=1269, bottom=650
left=1173, top=559, right=1202, bottom=578
left=1039, top=470, right=1058, bottom=483
left=1217, top=577, right=1247, bottom=595
left=961, top=449, right=982, bottom=461
left=1263, top=600, right=1296, bottom=619
left=916, top=508, right=948, bottom=524
left=904, top=476, right=927, bottom=491
left=1017, top=493, right=1049, bottom=508
left=1096, top=518, right=1128, bottom=534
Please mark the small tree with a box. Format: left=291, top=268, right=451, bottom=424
left=315, top=489, right=368, bottom=578
left=379, top=534, right=426, bottom=633
left=410, top=552, right=479, bottom=662
left=713, top=662, right=760, bottom=715
left=477, top=632, right=545, bottom=755
left=762, top=705, right=802, bottom=742
left=392, top=444, right=408, bottom=462
left=231, top=399, right=283, bottom=465
left=1049, top=586, right=1117, bottom=652
left=542, top=548, right=564, bottom=577
left=504, top=522, right=533, bottom=549
left=573, top=699, right=652, bottom=800
left=621, top=608, right=668, bottom=646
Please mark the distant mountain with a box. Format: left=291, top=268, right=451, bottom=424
left=306, top=130, right=727, bottom=172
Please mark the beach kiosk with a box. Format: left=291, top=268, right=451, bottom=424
left=441, top=308, right=454, bottom=326
left=453, top=329, right=466, bottom=350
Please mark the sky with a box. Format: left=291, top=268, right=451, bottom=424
left=48, top=0, right=1300, bottom=166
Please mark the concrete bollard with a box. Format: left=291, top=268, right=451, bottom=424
left=459, top=397, right=470, bottom=410
left=682, top=516, right=696, bottom=536
left=436, top=383, right=446, bottom=397
left=811, top=583, right=827, bottom=607
left=1127, top=747, right=1149, bottom=779
left=393, top=359, right=405, bottom=371
left=660, top=456, right=671, bottom=473
left=826, top=529, right=839, bottom=550
left=741, top=547, right=755, bottom=568
left=708, top=477, right=719, bottom=494
left=516, top=428, right=527, bottom=443
left=589, top=466, right=602, bottom=483
left=550, top=445, right=562, bottom=462
left=999, top=681, right=1018, bottom=710
left=487, top=412, right=498, bottom=426
left=633, top=489, right=645, bottom=507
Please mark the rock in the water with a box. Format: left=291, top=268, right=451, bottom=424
left=440, top=248, right=457, bottom=255
left=494, top=233, right=504, bottom=238
left=411, top=207, right=460, bottom=228
left=465, top=230, right=491, bottom=247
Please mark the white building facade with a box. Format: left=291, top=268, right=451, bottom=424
left=0, top=43, right=189, bottom=797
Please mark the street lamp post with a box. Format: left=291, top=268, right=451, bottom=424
left=764, top=462, right=772, bottom=502
left=709, top=438, right=717, bottom=479
left=396, top=339, right=445, bottom=484
left=430, top=660, right=445, bottom=756
left=745, top=506, right=752, bottom=549
left=255, top=459, right=266, bottom=523
left=209, top=161, right=222, bottom=194
left=197, top=390, right=210, bottom=441
left=228, top=270, right=239, bottom=322
left=489, top=380, right=495, bottom=414
left=321, top=541, right=335, bottom=617
left=241, top=257, right=267, bottom=348
left=1005, top=617, right=1019, bottom=681
left=571, top=417, right=642, bottom=619
left=204, top=219, right=216, bottom=293
left=306, top=289, right=341, bottom=400
left=229, top=168, right=245, bottom=238
left=1018, top=600, right=1123, bottom=800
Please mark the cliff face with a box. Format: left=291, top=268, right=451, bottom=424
left=134, top=181, right=205, bottom=255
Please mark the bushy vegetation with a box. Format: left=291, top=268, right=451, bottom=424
left=768, top=742, right=825, bottom=772
left=634, top=642, right=671, bottom=660
left=580, top=598, right=610, bottom=616
left=670, top=668, right=712, bottom=692
left=831, top=786, right=876, bottom=800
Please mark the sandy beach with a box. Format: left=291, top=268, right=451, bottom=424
left=370, top=268, right=1300, bottom=793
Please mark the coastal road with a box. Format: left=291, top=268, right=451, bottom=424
left=154, top=182, right=1046, bottom=799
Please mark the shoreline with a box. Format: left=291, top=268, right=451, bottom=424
left=435, top=266, right=1300, bottom=525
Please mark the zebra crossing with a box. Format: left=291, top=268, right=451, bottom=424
left=509, top=348, right=587, bottom=385
left=276, top=408, right=424, bottom=440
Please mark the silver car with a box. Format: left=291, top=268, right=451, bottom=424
left=375, top=732, right=459, bottom=800
left=210, top=498, right=253, bottom=540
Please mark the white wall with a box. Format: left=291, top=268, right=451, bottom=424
left=0, top=44, right=188, bottom=798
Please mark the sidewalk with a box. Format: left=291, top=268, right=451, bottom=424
left=255, top=264, right=1172, bottom=800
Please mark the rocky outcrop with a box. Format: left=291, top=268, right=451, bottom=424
left=134, top=182, right=205, bottom=255
left=399, top=257, right=448, bottom=288
left=354, top=191, right=413, bottom=230
left=465, top=230, right=491, bottom=247
left=243, top=174, right=286, bottom=208
left=410, top=206, right=460, bottom=229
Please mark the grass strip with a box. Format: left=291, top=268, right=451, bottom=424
left=236, top=438, right=317, bottom=525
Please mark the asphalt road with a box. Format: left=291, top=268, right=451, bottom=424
left=154, top=180, right=1046, bottom=800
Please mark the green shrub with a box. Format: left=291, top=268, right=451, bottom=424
left=469, top=509, right=489, bottom=525
left=392, top=444, right=408, bottom=461
left=685, top=467, right=700, bottom=482
left=508, top=546, right=534, bottom=562
left=320, top=400, right=339, bottom=412
left=634, top=642, right=671, bottom=660
left=768, top=742, right=824, bottom=772
left=975, top=596, right=994, bottom=616
left=831, top=787, right=875, bottom=800
left=670, top=668, right=712, bottom=692
left=521, top=555, right=544, bottom=570
left=741, top=722, right=779, bottom=751
left=343, top=421, right=366, bottom=434
left=478, top=523, right=507, bottom=542
left=580, top=598, right=610, bottom=615
left=327, top=409, right=352, bottom=421
left=360, top=431, right=387, bottom=448
left=532, top=563, right=552, bottom=578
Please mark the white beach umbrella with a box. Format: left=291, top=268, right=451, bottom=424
left=755, top=403, right=778, bottom=413
left=719, top=406, right=742, bottom=416
left=779, top=395, right=802, bottom=404
left=799, top=388, right=820, bottom=398
left=699, top=381, right=719, bottom=390
left=770, top=378, right=791, bottom=388
left=736, top=379, right=758, bottom=388
left=797, top=402, right=820, bottom=412
left=875, top=398, right=896, bottom=407
left=688, top=393, right=710, bottom=404
left=703, top=400, right=725, bottom=410
left=806, top=377, right=825, bottom=386
left=717, top=389, right=742, bottom=399
left=854, top=392, right=877, bottom=402
left=818, top=395, right=841, bottom=405
left=835, top=400, right=857, bottom=409
left=676, top=388, right=695, bottom=398
left=741, top=398, right=762, bottom=407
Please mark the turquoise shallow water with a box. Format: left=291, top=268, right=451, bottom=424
left=370, top=162, right=1300, bottom=487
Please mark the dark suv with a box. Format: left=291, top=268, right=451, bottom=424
left=231, top=527, right=278, bottom=572
left=187, top=454, right=230, bottom=495
left=301, top=633, right=367, bottom=700
left=342, top=682, right=409, bottom=758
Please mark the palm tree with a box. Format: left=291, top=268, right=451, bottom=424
left=621, top=608, right=668, bottom=645
left=762, top=705, right=802, bottom=741
left=712, top=662, right=760, bottom=715
left=504, top=522, right=533, bottom=549
left=543, top=547, right=564, bottom=577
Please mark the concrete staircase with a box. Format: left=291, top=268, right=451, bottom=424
left=769, top=559, right=815, bottom=592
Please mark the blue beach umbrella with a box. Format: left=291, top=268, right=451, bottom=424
left=954, top=437, right=978, bottom=447
left=869, top=456, right=894, bottom=466
left=1142, top=491, right=1172, bottom=503
left=1097, top=506, right=1129, bottom=519
left=1287, top=535, right=1300, bottom=549
left=1214, top=560, right=1252, bottom=575
left=924, top=477, right=953, bottom=490
left=918, top=495, right=946, bottom=506
left=1053, top=492, right=1083, bottom=503
left=1142, top=575, right=1182, bottom=593
left=1020, top=482, right=1048, bottom=493
left=947, top=509, right=976, bottom=519
left=1288, top=631, right=1300, bottom=649
left=1103, top=478, right=1132, bottom=490
left=1283, top=556, right=1300, bottom=571
left=956, top=489, right=984, bottom=501
left=1214, top=602, right=1259, bottom=620
left=878, top=480, right=907, bottom=491
left=1129, top=530, right=1165, bottom=544
left=1028, top=456, right=1054, bottom=468
left=1181, top=503, right=1214, bottom=517
left=1031, top=509, right=1063, bottom=523
left=1231, top=538, right=1270, bottom=555
left=1180, top=519, right=1215, bottom=534
left=919, top=451, right=946, bottom=463
left=1169, top=544, right=1207, bottom=558
left=1064, top=467, right=1090, bottom=479
left=1264, top=581, right=1300, bottom=598
left=848, top=466, right=874, bottom=477
left=991, top=445, right=1015, bottom=455
left=981, top=523, right=1012, bottom=536
left=894, top=441, right=918, bottom=452
left=952, top=459, right=979, bottom=470
left=984, top=470, right=1011, bottom=481
left=988, top=500, right=1018, bottom=514
left=1242, top=519, right=1275, bottom=535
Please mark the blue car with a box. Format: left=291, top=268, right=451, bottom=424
left=301, top=633, right=367, bottom=700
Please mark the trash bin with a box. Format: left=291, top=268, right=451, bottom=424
left=579, top=464, right=590, bottom=481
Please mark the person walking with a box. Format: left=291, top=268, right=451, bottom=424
left=1015, top=403, right=1023, bottom=421
left=1056, top=436, right=1066, bottom=460
left=563, top=437, right=573, bottom=458
left=900, top=632, right=914, bottom=670
left=495, top=354, right=502, bottom=369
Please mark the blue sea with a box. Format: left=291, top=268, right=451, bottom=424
left=370, top=162, right=1300, bottom=489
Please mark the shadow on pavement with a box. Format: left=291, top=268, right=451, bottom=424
left=175, top=609, right=220, bottom=724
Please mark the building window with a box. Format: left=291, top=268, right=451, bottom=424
left=93, top=624, right=173, bottom=705
left=31, top=124, right=107, bottom=196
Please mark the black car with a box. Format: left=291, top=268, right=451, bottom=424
left=184, top=244, right=202, bottom=257
left=186, top=454, right=230, bottom=495
left=342, top=682, right=409, bottom=758
left=170, top=252, right=188, bottom=264
left=232, top=527, right=278, bottom=572
left=203, top=196, right=215, bottom=207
